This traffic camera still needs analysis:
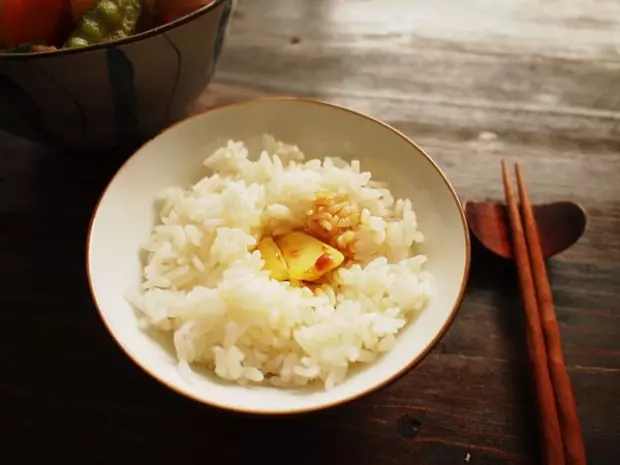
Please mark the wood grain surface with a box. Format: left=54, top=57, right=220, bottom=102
left=1, top=1, right=619, bottom=464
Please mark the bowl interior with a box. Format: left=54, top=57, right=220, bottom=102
left=88, top=99, right=469, bottom=414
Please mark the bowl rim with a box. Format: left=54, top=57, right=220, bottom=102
left=0, top=0, right=229, bottom=60
left=86, top=96, right=472, bottom=415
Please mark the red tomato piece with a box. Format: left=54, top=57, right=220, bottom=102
left=0, top=0, right=73, bottom=47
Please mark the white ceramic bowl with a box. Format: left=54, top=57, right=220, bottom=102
left=87, top=98, right=470, bottom=414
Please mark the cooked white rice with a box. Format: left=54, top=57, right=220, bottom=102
left=129, top=135, right=433, bottom=389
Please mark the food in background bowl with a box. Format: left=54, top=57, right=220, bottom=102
left=129, top=135, right=434, bottom=389
left=0, top=0, right=215, bottom=52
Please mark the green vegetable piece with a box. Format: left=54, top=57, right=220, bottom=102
left=80, top=18, right=105, bottom=42
left=64, top=0, right=142, bottom=48
left=65, top=37, right=90, bottom=49
left=95, top=0, right=123, bottom=25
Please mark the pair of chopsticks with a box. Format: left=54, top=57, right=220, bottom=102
left=501, top=161, right=586, bottom=465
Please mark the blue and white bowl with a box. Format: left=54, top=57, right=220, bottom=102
left=0, top=0, right=233, bottom=150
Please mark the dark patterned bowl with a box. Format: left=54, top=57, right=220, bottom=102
left=0, top=0, right=233, bottom=150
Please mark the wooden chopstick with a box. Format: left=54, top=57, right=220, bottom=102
left=501, top=160, right=566, bottom=465
left=515, top=164, right=587, bottom=465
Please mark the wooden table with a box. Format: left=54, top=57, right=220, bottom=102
left=2, top=1, right=619, bottom=463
